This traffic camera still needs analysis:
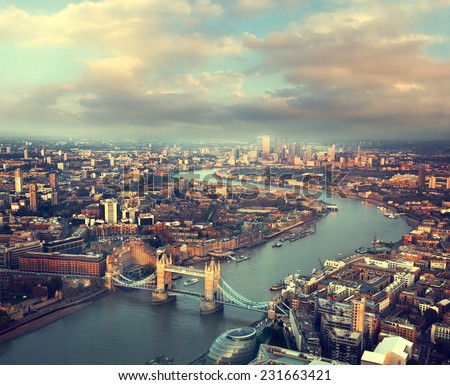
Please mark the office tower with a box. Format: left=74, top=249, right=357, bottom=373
left=428, top=176, right=436, bottom=189
left=304, top=146, right=313, bottom=162
left=327, top=144, right=336, bottom=162
left=446, top=177, right=450, bottom=190
left=24, top=149, right=29, bottom=159
left=29, top=183, right=38, bottom=212
left=274, top=138, right=283, bottom=156
left=63, top=153, right=68, bottom=161
left=91, top=159, right=96, bottom=167
left=49, top=173, right=57, bottom=189
left=6, top=146, right=11, bottom=154
left=418, top=167, right=426, bottom=190
left=51, top=191, right=58, bottom=206
left=351, top=298, right=366, bottom=333
left=14, top=168, right=23, bottom=193
left=287, top=143, right=296, bottom=163
left=0, top=192, right=10, bottom=209
left=102, top=199, right=118, bottom=224
left=295, top=142, right=303, bottom=159
left=261, top=134, right=271, bottom=155
left=57, top=162, right=64, bottom=170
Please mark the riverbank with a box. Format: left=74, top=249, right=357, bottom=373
left=0, top=289, right=109, bottom=344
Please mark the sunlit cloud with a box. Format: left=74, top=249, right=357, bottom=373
left=0, top=0, right=449, bottom=139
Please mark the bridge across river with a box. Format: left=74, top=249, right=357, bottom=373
left=106, top=254, right=281, bottom=315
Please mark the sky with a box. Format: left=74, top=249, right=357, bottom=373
left=0, top=0, right=450, bottom=141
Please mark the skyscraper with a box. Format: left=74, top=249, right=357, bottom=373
left=274, top=138, right=283, bottom=156
left=418, top=167, right=426, bottom=190
left=428, top=176, right=436, bottom=189
left=29, top=183, right=38, bottom=212
left=261, top=134, right=271, bottom=155
left=287, top=143, right=296, bottom=163
left=24, top=149, right=29, bottom=159
left=446, top=177, right=450, bottom=190
left=304, top=146, right=313, bottom=163
left=14, top=168, right=23, bottom=193
left=102, top=199, right=118, bottom=223
left=49, top=173, right=57, bottom=189
left=327, top=144, right=336, bottom=162
left=351, top=298, right=366, bottom=334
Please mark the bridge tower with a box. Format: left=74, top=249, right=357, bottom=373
left=152, top=253, right=176, bottom=305
left=200, top=259, right=223, bottom=314
left=104, top=271, right=113, bottom=290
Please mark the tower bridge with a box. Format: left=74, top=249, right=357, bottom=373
left=105, top=254, right=276, bottom=315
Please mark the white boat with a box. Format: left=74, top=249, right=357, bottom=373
left=183, top=278, right=199, bottom=286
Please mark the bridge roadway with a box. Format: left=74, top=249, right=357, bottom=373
left=164, top=265, right=205, bottom=277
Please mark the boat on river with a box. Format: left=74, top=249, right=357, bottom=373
left=183, top=278, right=199, bottom=286
left=272, top=242, right=283, bottom=248
left=270, top=282, right=285, bottom=291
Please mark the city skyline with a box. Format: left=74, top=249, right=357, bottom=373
left=1, top=0, right=450, bottom=140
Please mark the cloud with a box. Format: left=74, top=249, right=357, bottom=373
left=1, top=0, right=449, bottom=139
left=231, top=0, right=303, bottom=13
left=239, top=4, right=450, bottom=137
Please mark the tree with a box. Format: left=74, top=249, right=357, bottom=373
left=424, top=308, right=438, bottom=326
left=90, top=277, right=104, bottom=289
left=33, top=285, right=48, bottom=299
left=50, top=276, right=63, bottom=290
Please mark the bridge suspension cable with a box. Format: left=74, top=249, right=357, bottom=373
left=216, top=279, right=268, bottom=311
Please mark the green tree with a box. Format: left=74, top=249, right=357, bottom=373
left=424, top=308, right=438, bottom=326
left=33, top=285, right=48, bottom=299
left=90, top=277, right=104, bottom=289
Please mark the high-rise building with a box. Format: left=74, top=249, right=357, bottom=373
left=287, top=143, right=296, bottom=163
left=295, top=143, right=303, bottom=159
left=261, top=134, right=271, bottom=155
left=24, top=149, right=29, bottom=159
left=274, top=138, right=283, bottom=156
left=428, top=176, right=436, bottom=189
left=49, top=173, right=57, bottom=189
left=446, top=177, right=450, bottom=190
left=327, top=145, right=336, bottom=162
left=14, top=168, right=23, bottom=194
left=29, top=183, right=38, bottom=212
left=351, top=298, right=366, bottom=333
left=51, top=191, right=58, bottom=206
left=102, top=199, right=118, bottom=224
left=304, top=146, right=313, bottom=163
left=417, top=167, right=426, bottom=190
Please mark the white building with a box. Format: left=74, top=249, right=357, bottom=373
left=431, top=323, right=450, bottom=342
left=361, top=336, right=413, bottom=365
left=102, top=199, right=118, bottom=224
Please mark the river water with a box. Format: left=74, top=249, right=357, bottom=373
left=0, top=170, right=411, bottom=364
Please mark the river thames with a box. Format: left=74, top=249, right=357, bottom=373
left=0, top=180, right=411, bottom=364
